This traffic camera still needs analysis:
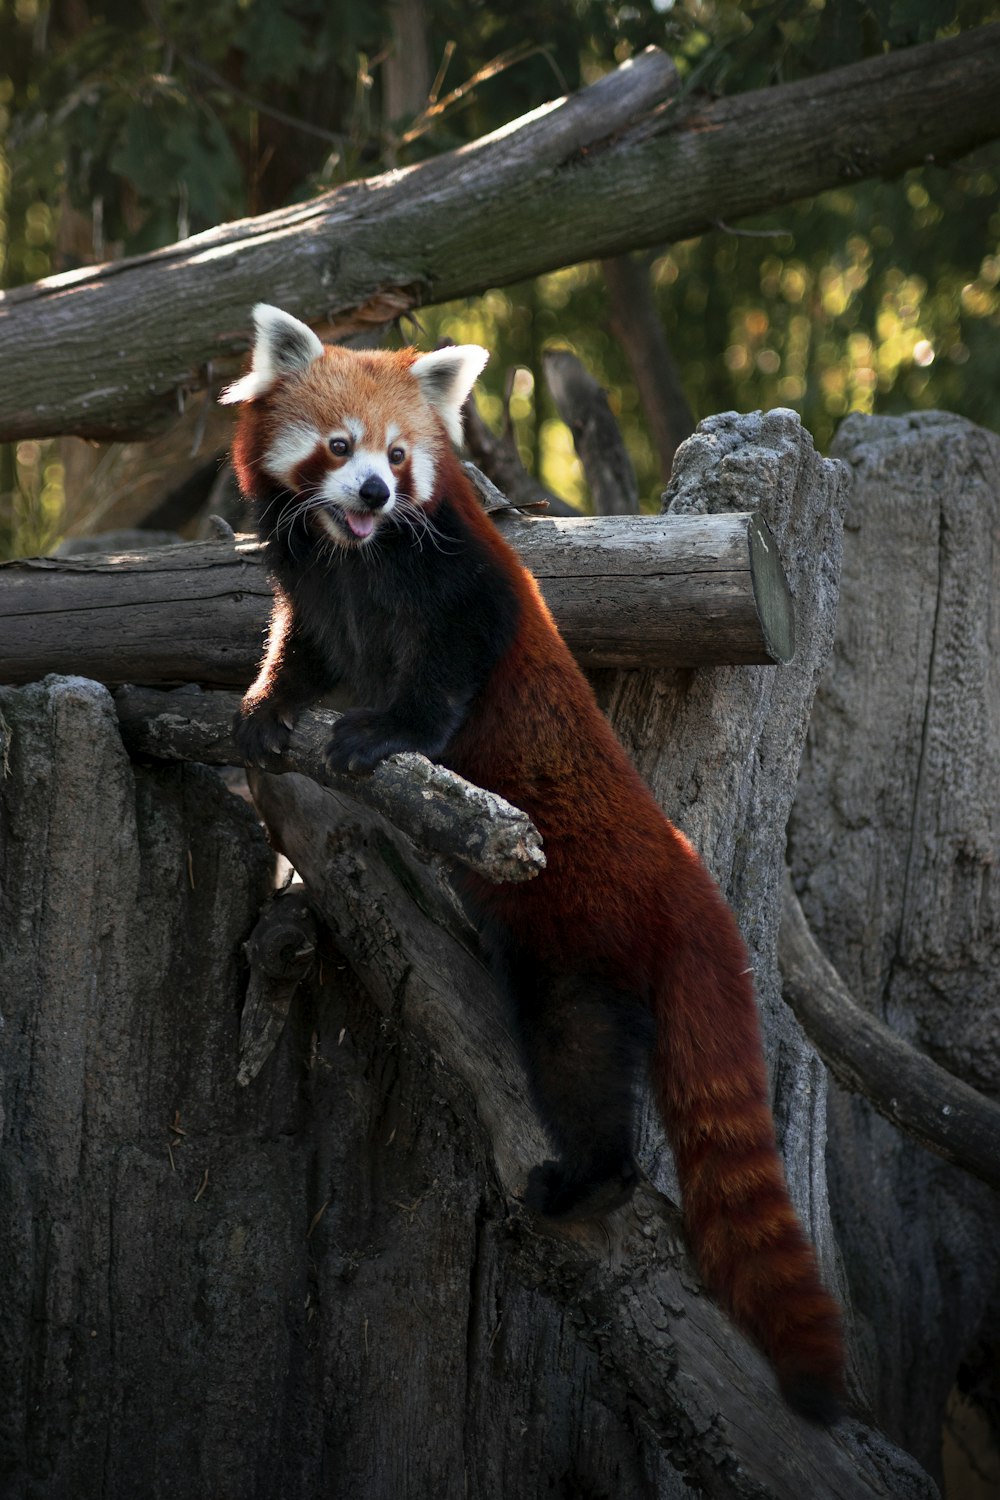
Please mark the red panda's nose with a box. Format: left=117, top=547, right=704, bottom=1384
left=358, top=474, right=391, bottom=509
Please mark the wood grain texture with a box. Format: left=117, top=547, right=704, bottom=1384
left=0, top=510, right=793, bottom=683
left=248, top=766, right=935, bottom=1500
left=787, top=410, right=1000, bottom=1480
left=2, top=29, right=999, bottom=441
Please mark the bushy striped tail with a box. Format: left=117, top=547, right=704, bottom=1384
left=653, top=885, right=845, bottom=1421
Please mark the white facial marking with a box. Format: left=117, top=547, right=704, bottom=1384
left=321, top=446, right=397, bottom=516
left=263, top=422, right=322, bottom=480
left=386, top=423, right=401, bottom=446
left=346, top=417, right=364, bottom=444
left=409, top=446, right=436, bottom=505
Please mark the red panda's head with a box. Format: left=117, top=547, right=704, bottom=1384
left=220, top=304, right=488, bottom=549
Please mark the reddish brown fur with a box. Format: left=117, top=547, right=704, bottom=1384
left=231, top=347, right=445, bottom=500
left=432, top=448, right=845, bottom=1409
left=231, top=341, right=845, bottom=1412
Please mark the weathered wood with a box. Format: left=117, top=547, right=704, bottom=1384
left=787, top=410, right=1000, bottom=1481
left=114, top=683, right=545, bottom=885
left=247, top=766, right=936, bottom=1500
left=0, top=673, right=937, bottom=1500
left=0, top=509, right=794, bottom=683
left=780, top=874, right=1000, bottom=1192
left=237, top=886, right=317, bottom=1087
left=3, top=28, right=1000, bottom=441
left=542, top=349, right=640, bottom=515
left=600, top=408, right=851, bottom=1395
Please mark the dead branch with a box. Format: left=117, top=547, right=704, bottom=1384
left=542, top=348, right=640, bottom=515
left=113, top=683, right=544, bottom=886
left=780, top=873, right=1000, bottom=1193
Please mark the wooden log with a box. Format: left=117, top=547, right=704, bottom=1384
left=2, top=29, right=1000, bottom=442
left=0, top=509, right=794, bottom=684
left=114, top=684, right=545, bottom=886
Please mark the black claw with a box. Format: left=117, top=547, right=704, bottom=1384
left=232, top=705, right=293, bottom=764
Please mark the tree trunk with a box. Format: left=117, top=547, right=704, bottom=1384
left=2, top=27, right=999, bottom=441
left=0, top=412, right=959, bottom=1498
left=787, top=411, right=1000, bottom=1488
left=601, top=254, right=695, bottom=483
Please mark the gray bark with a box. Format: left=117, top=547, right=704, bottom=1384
left=780, top=875, right=1000, bottom=1192
left=2, top=27, right=999, bottom=441
left=0, top=412, right=952, bottom=1499
left=787, top=411, right=1000, bottom=1484
left=113, top=684, right=545, bottom=885
left=0, top=508, right=794, bottom=683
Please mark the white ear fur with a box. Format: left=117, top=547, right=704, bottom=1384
left=410, top=345, right=490, bottom=445
left=219, top=303, right=325, bottom=405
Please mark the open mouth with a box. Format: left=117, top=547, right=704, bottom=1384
left=321, top=506, right=379, bottom=544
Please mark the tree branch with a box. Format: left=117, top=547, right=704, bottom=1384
left=2, top=27, right=999, bottom=440
left=779, top=873, right=1000, bottom=1193
left=542, top=349, right=640, bottom=515
left=601, top=253, right=695, bottom=483
left=114, top=684, right=545, bottom=886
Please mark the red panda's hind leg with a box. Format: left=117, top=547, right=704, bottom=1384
left=512, top=966, right=654, bottom=1222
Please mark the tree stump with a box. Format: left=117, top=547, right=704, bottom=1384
left=0, top=414, right=951, bottom=1499
left=787, top=410, right=1000, bottom=1487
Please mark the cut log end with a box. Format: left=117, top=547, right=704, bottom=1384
left=749, top=512, right=796, bottom=665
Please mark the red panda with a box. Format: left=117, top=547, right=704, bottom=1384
left=222, top=303, right=845, bottom=1420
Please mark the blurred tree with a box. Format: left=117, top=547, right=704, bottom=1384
left=1, top=0, right=999, bottom=548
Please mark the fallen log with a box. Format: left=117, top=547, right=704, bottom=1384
left=0, top=508, right=794, bottom=683
left=2, top=29, right=999, bottom=441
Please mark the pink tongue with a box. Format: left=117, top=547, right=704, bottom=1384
left=346, top=511, right=375, bottom=539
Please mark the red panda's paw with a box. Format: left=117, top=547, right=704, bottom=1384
left=324, top=708, right=417, bottom=776
left=231, top=704, right=293, bottom=765
left=525, top=1156, right=639, bottom=1222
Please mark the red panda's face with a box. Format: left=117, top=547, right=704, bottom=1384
left=221, top=305, right=488, bottom=551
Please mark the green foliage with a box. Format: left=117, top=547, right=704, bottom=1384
left=1, top=0, right=999, bottom=549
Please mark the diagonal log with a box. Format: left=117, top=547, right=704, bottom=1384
left=243, top=765, right=937, bottom=1500
left=780, top=875, right=1000, bottom=1192
left=2, top=28, right=999, bottom=441
left=114, top=683, right=544, bottom=886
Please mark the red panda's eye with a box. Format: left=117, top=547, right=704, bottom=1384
left=329, top=437, right=350, bottom=457
left=389, top=446, right=405, bottom=465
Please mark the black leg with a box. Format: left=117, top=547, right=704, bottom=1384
left=507, top=958, right=653, bottom=1221
left=234, top=596, right=340, bottom=763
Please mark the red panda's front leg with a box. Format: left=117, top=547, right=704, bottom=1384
left=234, top=592, right=341, bottom=764
left=323, top=689, right=472, bottom=776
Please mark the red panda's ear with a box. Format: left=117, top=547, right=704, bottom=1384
left=219, top=304, right=325, bottom=405
left=411, top=345, right=490, bottom=445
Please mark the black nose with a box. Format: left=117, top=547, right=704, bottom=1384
left=358, top=474, right=390, bottom=509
